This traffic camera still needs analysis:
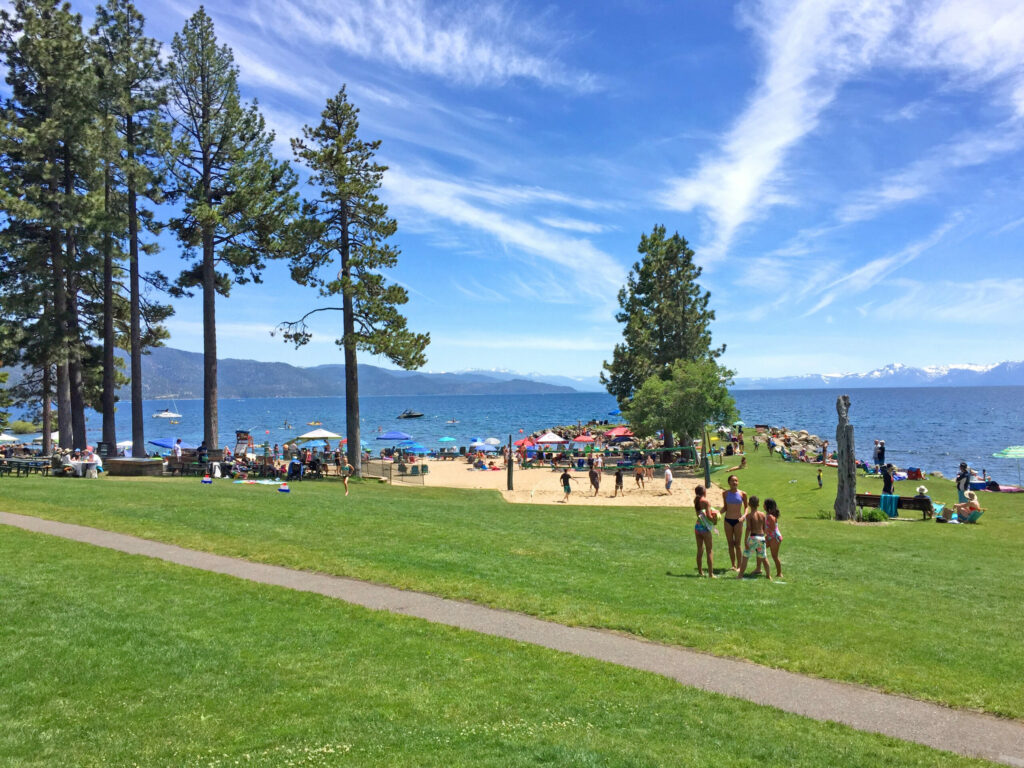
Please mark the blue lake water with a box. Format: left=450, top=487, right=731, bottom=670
left=65, top=385, right=1024, bottom=480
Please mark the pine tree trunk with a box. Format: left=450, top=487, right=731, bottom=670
left=66, top=244, right=87, bottom=451
left=51, top=230, right=72, bottom=450
left=340, top=204, right=360, bottom=476
left=42, top=365, right=52, bottom=456
left=834, top=395, right=857, bottom=521
left=64, top=152, right=86, bottom=450
left=101, top=165, right=117, bottom=451
left=202, top=229, right=218, bottom=450
left=128, top=117, right=145, bottom=458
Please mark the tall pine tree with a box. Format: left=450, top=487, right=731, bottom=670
left=602, top=225, right=724, bottom=448
left=279, top=86, right=429, bottom=475
left=92, top=0, right=170, bottom=458
left=166, top=7, right=298, bottom=450
left=0, top=0, right=101, bottom=452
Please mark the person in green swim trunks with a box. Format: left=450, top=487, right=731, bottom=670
left=737, top=495, right=771, bottom=580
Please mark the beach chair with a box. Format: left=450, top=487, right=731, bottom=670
left=964, top=509, right=985, bottom=524
left=410, top=465, right=420, bottom=476
left=420, top=464, right=429, bottom=476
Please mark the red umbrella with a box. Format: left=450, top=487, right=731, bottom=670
left=513, top=437, right=535, bottom=447
left=573, top=434, right=595, bottom=443
left=604, top=426, right=633, bottom=437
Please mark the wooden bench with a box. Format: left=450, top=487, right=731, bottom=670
left=855, top=493, right=936, bottom=520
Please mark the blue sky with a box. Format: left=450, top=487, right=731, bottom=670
left=41, top=1, right=1024, bottom=378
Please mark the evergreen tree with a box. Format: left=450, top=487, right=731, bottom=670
left=166, top=7, right=298, bottom=450
left=602, top=225, right=724, bottom=449
left=624, top=358, right=737, bottom=445
left=0, top=0, right=101, bottom=452
left=279, top=86, right=429, bottom=475
left=92, top=0, right=170, bottom=458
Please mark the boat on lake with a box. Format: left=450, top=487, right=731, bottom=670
left=152, top=407, right=182, bottom=419
left=397, top=409, right=424, bottom=419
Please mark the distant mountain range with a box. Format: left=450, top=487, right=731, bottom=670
left=115, top=348, right=578, bottom=399
left=732, top=361, right=1024, bottom=390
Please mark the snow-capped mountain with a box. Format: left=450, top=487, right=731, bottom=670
left=732, top=361, right=1024, bottom=390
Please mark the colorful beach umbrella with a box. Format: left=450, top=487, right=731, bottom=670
left=377, top=430, right=412, bottom=441
left=992, top=445, right=1024, bottom=486
left=603, top=426, right=633, bottom=438
left=573, top=435, right=595, bottom=443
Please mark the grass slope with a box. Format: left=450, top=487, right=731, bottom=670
left=0, top=527, right=991, bottom=767
left=1, top=452, right=1020, bottom=717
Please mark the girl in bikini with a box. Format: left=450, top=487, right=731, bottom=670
left=764, top=497, right=783, bottom=578
left=693, top=485, right=718, bottom=578
left=721, top=474, right=748, bottom=571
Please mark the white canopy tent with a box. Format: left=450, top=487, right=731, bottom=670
left=0, top=433, right=18, bottom=443
left=296, top=428, right=342, bottom=442
left=535, top=431, right=568, bottom=444
left=31, top=431, right=60, bottom=444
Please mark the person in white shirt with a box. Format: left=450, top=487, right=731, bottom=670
left=173, top=439, right=183, bottom=459
left=664, top=466, right=674, bottom=495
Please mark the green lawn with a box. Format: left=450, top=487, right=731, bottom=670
left=0, top=527, right=992, bottom=767
left=1, top=451, right=1021, bottom=717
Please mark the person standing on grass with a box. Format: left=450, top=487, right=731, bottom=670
left=560, top=469, right=576, bottom=502
left=955, top=462, right=974, bottom=503
left=664, top=465, right=674, bottom=495
left=882, top=463, right=895, bottom=495
left=341, top=459, right=354, bottom=496
left=613, top=467, right=624, bottom=497
left=764, top=498, right=783, bottom=579
left=589, top=465, right=601, bottom=496
left=737, top=495, right=771, bottom=580
left=721, top=474, right=748, bottom=571
left=693, top=485, right=717, bottom=578
left=817, top=467, right=823, bottom=489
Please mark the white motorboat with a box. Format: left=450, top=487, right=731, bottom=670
left=152, top=407, right=182, bottom=419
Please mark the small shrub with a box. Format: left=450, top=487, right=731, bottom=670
left=816, top=510, right=832, bottom=520
left=862, top=508, right=889, bottom=523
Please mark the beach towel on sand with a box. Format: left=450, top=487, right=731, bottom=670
left=880, top=493, right=899, bottom=518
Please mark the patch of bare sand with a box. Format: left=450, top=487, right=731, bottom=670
left=419, top=458, right=719, bottom=506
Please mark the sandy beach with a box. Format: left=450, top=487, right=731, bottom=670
left=418, top=457, right=718, bottom=506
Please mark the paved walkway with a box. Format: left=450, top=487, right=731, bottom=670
left=3, top=511, right=1023, bottom=766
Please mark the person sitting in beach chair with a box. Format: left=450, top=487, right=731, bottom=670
left=287, top=458, right=304, bottom=481
left=952, top=491, right=983, bottom=522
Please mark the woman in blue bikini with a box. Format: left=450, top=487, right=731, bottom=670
left=721, top=474, right=748, bottom=571
left=693, top=485, right=718, bottom=578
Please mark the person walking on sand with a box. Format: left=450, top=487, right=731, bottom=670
left=612, top=467, right=624, bottom=497
left=693, top=485, right=718, bottom=578
left=664, top=465, right=674, bottom=495
left=721, top=474, right=748, bottom=571
left=645, top=454, right=655, bottom=481
left=560, top=469, right=576, bottom=502
left=589, top=465, right=601, bottom=496
left=341, top=459, right=354, bottom=496
left=737, top=495, right=771, bottom=580
left=764, top=498, right=783, bottom=578
left=634, top=463, right=645, bottom=490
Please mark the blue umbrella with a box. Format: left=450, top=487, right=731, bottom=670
left=149, top=438, right=197, bottom=450
left=609, top=409, right=621, bottom=416
left=378, top=430, right=412, bottom=441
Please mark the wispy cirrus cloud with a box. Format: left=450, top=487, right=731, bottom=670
left=537, top=216, right=611, bottom=234
left=240, top=0, right=598, bottom=92
left=661, top=0, right=1024, bottom=261
left=382, top=167, right=624, bottom=298
left=837, top=124, right=1024, bottom=223
left=801, top=214, right=960, bottom=316
left=660, top=0, right=899, bottom=261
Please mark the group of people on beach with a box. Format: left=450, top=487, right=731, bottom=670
left=693, top=474, right=782, bottom=580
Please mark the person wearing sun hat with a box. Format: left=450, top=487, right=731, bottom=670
left=914, top=484, right=934, bottom=520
